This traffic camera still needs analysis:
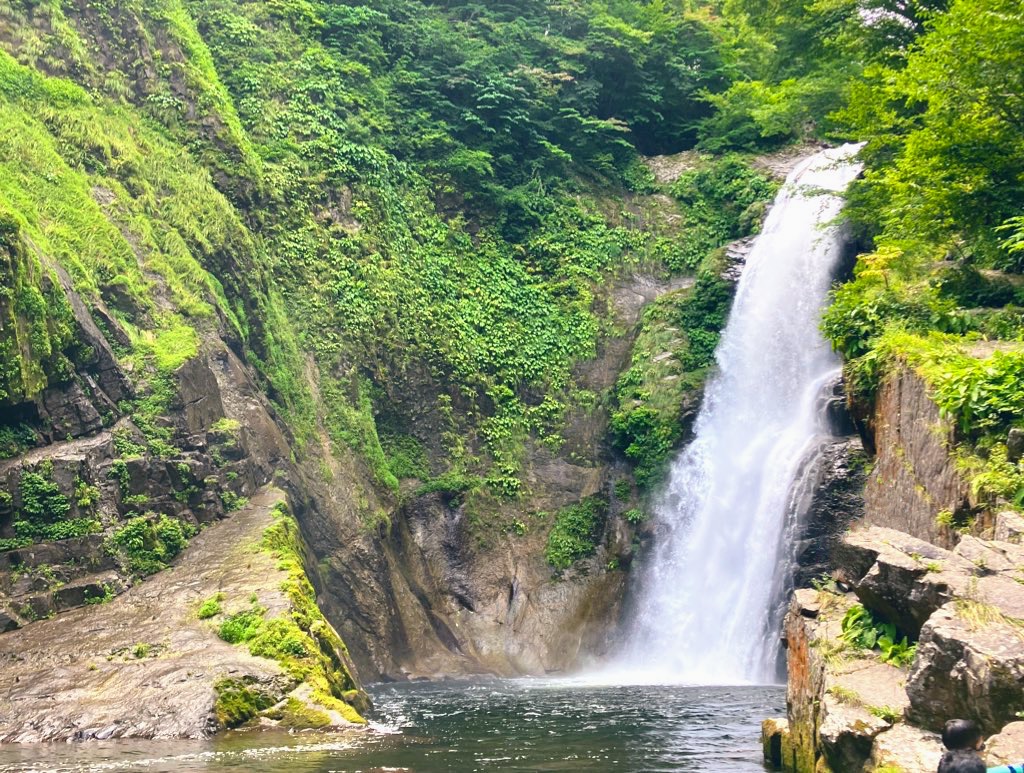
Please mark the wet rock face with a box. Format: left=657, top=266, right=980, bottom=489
left=37, top=381, right=104, bottom=440
left=791, top=436, right=867, bottom=589
left=356, top=455, right=630, bottom=680
left=0, top=488, right=367, bottom=743
left=785, top=375, right=867, bottom=592
left=0, top=346, right=276, bottom=630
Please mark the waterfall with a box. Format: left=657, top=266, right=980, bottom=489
left=616, top=144, right=864, bottom=685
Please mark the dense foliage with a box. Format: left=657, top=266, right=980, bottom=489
left=8, top=0, right=1019, bottom=565
left=700, top=0, right=1024, bottom=518
left=545, top=496, right=607, bottom=570
left=0, top=0, right=783, bottom=537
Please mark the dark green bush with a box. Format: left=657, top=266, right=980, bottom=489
left=545, top=497, right=606, bottom=570
left=110, top=514, right=193, bottom=576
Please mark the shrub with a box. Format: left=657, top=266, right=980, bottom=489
left=623, top=508, right=647, bottom=524
left=840, top=604, right=917, bottom=668
left=609, top=407, right=681, bottom=489
left=110, top=514, right=193, bottom=575
left=197, top=592, right=224, bottom=619
left=545, top=497, right=606, bottom=570
left=218, top=606, right=266, bottom=644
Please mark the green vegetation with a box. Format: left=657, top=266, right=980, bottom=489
left=622, top=508, right=647, bottom=525
left=545, top=496, right=606, bottom=571
left=265, top=697, right=333, bottom=730
left=0, top=0, right=792, bottom=513
left=83, top=584, right=116, bottom=605
left=213, top=678, right=277, bottom=729
left=840, top=604, right=917, bottom=668
left=868, top=705, right=904, bottom=724
left=109, top=514, right=194, bottom=576
left=11, top=461, right=100, bottom=544
left=610, top=245, right=749, bottom=488
left=214, top=501, right=365, bottom=724
left=198, top=592, right=225, bottom=620
left=706, top=0, right=1024, bottom=521
left=218, top=605, right=266, bottom=644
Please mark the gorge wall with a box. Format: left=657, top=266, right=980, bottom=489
left=0, top=0, right=782, bottom=721
left=765, top=354, right=1024, bottom=772
left=860, top=363, right=976, bottom=548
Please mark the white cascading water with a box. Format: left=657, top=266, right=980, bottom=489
left=615, top=144, right=864, bottom=685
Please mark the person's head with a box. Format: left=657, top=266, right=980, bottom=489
left=943, top=719, right=984, bottom=751
left=937, top=749, right=985, bottom=773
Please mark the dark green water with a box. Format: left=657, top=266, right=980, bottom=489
left=0, top=679, right=782, bottom=772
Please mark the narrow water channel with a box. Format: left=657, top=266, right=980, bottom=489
left=0, top=680, right=782, bottom=772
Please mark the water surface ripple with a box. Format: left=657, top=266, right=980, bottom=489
left=0, top=680, right=782, bottom=772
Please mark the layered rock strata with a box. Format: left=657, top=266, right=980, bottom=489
left=764, top=524, right=1024, bottom=772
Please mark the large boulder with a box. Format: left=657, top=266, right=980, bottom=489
left=835, top=526, right=975, bottom=637
left=863, top=723, right=944, bottom=773
left=906, top=601, right=1024, bottom=734
left=994, top=511, right=1024, bottom=544
left=985, top=722, right=1024, bottom=768
left=818, top=658, right=910, bottom=771
left=817, top=694, right=890, bottom=772
left=834, top=526, right=1024, bottom=638
left=763, top=717, right=790, bottom=769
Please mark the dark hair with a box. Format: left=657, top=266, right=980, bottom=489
left=943, top=719, right=983, bottom=750
left=937, top=750, right=985, bottom=773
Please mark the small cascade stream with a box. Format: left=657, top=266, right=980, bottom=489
left=613, top=144, right=864, bottom=685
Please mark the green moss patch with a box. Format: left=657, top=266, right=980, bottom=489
left=213, top=678, right=277, bottom=729
left=212, top=500, right=367, bottom=727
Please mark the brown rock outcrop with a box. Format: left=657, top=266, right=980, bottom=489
left=906, top=601, right=1024, bottom=734
left=861, top=364, right=973, bottom=547
left=771, top=523, right=1024, bottom=773
left=0, top=488, right=366, bottom=742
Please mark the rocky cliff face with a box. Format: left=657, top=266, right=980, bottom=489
left=860, top=363, right=976, bottom=547
left=789, top=377, right=868, bottom=591
left=0, top=488, right=368, bottom=742
left=0, top=245, right=687, bottom=729
left=764, top=350, right=1024, bottom=772
left=296, top=268, right=695, bottom=681
left=765, top=521, right=1024, bottom=773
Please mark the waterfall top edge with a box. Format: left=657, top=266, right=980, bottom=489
left=784, top=142, right=865, bottom=192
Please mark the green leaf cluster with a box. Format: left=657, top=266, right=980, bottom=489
left=545, top=496, right=606, bottom=571
left=841, top=604, right=917, bottom=668
left=109, top=514, right=193, bottom=576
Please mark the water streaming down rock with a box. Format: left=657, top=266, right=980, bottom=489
left=617, top=145, right=864, bottom=685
